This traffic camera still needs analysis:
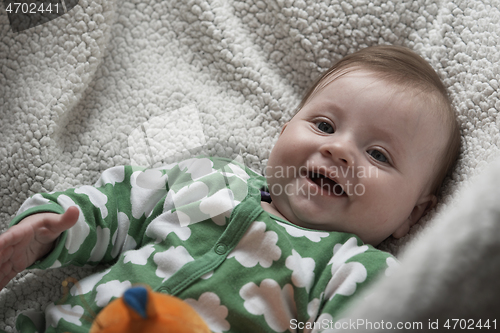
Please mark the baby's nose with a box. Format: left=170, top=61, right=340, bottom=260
left=320, top=139, right=356, bottom=167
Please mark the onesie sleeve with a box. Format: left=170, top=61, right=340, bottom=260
left=9, top=164, right=174, bottom=270
left=308, top=249, right=398, bottom=332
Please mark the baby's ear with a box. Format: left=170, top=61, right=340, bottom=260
left=392, top=194, right=437, bottom=239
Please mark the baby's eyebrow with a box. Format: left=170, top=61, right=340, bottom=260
left=316, top=100, right=345, bottom=120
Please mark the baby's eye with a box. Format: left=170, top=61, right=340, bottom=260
left=367, top=149, right=388, bottom=163
left=316, top=121, right=334, bottom=134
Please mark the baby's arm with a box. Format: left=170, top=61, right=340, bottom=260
left=0, top=206, right=79, bottom=291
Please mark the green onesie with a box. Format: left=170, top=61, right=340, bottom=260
left=10, top=157, right=396, bottom=332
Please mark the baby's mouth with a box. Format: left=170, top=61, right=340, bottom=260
left=308, top=172, right=346, bottom=196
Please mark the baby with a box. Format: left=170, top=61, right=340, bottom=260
left=0, top=45, right=460, bottom=333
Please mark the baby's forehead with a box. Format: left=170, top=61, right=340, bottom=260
left=387, top=94, right=450, bottom=160
left=317, top=67, right=438, bottom=98
left=340, top=74, right=446, bottom=145
left=304, top=68, right=450, bottom=129
left=376, top=86, right=448, bottom=137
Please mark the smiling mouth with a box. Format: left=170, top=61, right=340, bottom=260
left=308, top=172, right=346, bottom=196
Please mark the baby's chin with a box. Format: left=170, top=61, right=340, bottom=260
left=282, top=207, right=343, bottom=232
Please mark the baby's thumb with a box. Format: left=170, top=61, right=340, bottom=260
left=54, top=206, right=80, bottom=233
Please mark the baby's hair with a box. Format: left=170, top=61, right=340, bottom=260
left=297, top=45, right=461, bottom=195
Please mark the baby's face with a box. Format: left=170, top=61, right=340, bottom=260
left=266, top=69, right=448, bottom=245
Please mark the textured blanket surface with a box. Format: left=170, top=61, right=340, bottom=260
left=1, top=0, right=500, bottom=331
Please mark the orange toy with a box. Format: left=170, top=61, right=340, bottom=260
left=89, top=285, right=211, bottom=333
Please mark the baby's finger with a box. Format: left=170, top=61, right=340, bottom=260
left=0, top=246, right=14, bottom=265
left=0, top=226, right=24, bottom=253
left=44, top=206, right=80, bottom=234
left=0, top=227, right=13, bottom=248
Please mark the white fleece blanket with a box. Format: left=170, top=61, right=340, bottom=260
left=1, top=0, right=500, bottom=331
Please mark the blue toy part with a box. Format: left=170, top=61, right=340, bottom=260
left=123, top=286, right=149, bottom=319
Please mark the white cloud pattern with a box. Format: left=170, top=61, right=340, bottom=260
left=130, top=170, right=168, bottom=219
left=145, top=210, right=192, bottom=242
left=324, top=262, right=367, bottom=300
left=311, top=313, right=334, bottom=333
left=385, top=257, right=399, bottom=277
left=228, top=221, right=281, bottom=268
left=74, top=185, right=108, bottom=219
left=154, top=246, right=194, bottom=282
left=89, top=226, right=110, bottom=262
left=324, top=237, right=369, bottom=300
left=57, top=195, right=90, bottom=255
left=111, top=212, right=137, bottom=258
left=17, top=193, right=50, bottom=215
left=123, top=243, right=155, bottom=265
left=71, top=268, right=111, bottom=296
left=94, top=166, right=125, bottom=187
left=45, top=303, right=84, bottom=328
left=224, top=163, right=250, bottom=182
left=328, top=237, right=368, bottom=274
left=167, top=181, right=209, bottom=210
left=49, top=260, right=62, bottom=269
left=285, top=250, right=315, bottom=293
left=178, top=158, right=214, bottom=180
left=164, top=181, right=209, bottom=226
left=135, top=169, right=170, bottom=190
left=95, top=280, right=132, bottom=307
left=199, top=188, right=239, bottom=226
left=240, top=279, right=297, bottom=332
left=275, top=221, right=330, bottom=243
left=184, top=292, right=230, bottom=333
left=305, top=297, right=322, bottom=332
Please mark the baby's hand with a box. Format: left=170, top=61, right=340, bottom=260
left=0, top=206, right=79, bottom=291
